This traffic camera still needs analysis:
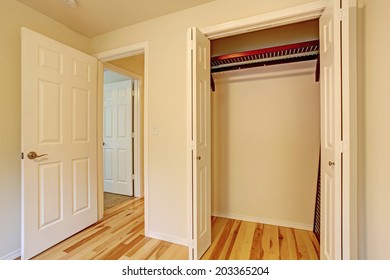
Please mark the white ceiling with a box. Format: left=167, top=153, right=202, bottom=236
left=16, top=0, right=216, bottom=37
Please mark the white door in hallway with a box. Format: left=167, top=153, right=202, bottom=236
left=21, top=28, right=98, bottom=259
left=103, top=80, right=133, bottom=196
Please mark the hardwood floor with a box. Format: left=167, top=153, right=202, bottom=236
left=33, top=197, right=188, bottom=260
left=201, top=216, right=320, bottom=260
left=32, top=197, right=319, bottom=260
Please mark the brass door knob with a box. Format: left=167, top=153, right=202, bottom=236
left=328, top=161, right=335, bottom=166
left=27, top=151, right=48, bottom=160
left=197, top=156, right=201, bottom=160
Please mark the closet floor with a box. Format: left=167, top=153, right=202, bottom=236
left=201, top=216, right=320, bottom=260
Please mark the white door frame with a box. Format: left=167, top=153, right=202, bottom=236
left=95, top=42, right=150, bottom=236
left=103, top=63, right=141, bottom=197
left=187, top=0, right=357, bottom=260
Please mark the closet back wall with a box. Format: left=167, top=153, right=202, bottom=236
left=211, top=61, right=320, bottom=230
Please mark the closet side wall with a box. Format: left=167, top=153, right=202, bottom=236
left=211, top=61, right=320, bottom=229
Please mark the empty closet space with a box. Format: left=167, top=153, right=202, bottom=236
left=210, top=20, right=320, bottom=231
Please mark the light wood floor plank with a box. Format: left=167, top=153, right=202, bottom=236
left=261, top=224, right=279, bottom=260
left=279, top=227, right=297, bottom=260
left=250, top=223, right=264, bottom=260
left=126, top=238, right=161, bottom=260
left=209, top=218, right=235, bottom=260
left=229, top=221, right=257, bottom=260
left=160, top=243, right=189, bottom=260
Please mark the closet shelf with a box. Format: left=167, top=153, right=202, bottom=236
left=211, top=40, right=319, bottom=73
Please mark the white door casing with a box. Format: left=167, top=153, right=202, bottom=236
left=320, top=0, right=342, bottom=260
left=103, top=80, right=133, bottom=196
left=191, top=27, right=212, bottom=260
left=340, top=0, right=358, bottom=260
left=21, top=28, right=98, bottom=259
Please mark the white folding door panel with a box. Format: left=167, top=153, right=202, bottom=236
left=320, top=0, right=344, bottom=260
left=103, top=80, right=133, bottom=196
left=21, top=28, right=97, bottom=259
left=191, top=27, right=211, bottom=260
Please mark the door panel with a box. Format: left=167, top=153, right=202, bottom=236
left=38, top=81, right=62, bottom=144
left=192, top=27, right=211, bottom=260
left=38, top=162, right=62, bottom=229
left=21, top=28, right=97, bottom=259
left=72, top=89, right=90, bottom=142
left=320, top=0, right=342, bottom=260
left=72, top=158, right=90, bottom=214
left=103, top=80, right=133, bottom=196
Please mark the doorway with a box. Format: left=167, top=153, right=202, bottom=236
left=189, top=0, right=356, bottom=260
left=209, top=20, right=320, bottom=232
left=96, top=45, right=148, bottom=230
left=102, top=68, right=138, bottom=210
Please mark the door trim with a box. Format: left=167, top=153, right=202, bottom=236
left=201, top=1, right=325, bottom=40
left=187, top=0, right=357, bottom=260
left=94, top=42, right=150, bottom=236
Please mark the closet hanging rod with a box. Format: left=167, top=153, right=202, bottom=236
left=211, top=40, right=319, bottom=73
left=211, top=50, right=319, bottom=70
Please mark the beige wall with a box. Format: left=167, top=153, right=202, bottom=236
left=91, top=0, right=316, bottom=244
left=357, top=0, right=390, bottom=259
left=211, top=61, right=320, bottom=229
left=0, top=0, right=92, bottom=259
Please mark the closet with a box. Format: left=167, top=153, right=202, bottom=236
left=210, top=20, right=321, bottom=232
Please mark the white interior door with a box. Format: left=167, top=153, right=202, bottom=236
left=191, top=27, right=211, bottom=260
left=103, top=80, right=133, bottom=196
left=21, top=28, right=98, bottom=259
left=320, top=0, right=343, bottom=260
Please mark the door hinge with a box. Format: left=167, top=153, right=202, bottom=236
left=190, top=40, right=195, bottom=50
left=132, top=174, right=135, bottom=180
left=340, top=141, right=348, bottom=153
left=131, top=90, right=135, bottom=97
left=339, top=8, right=347, bottom=21
left=21, top=152, right=24, bottom=159
left=131, top=132, right=135, bottom=138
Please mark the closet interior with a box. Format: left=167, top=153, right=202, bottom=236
left=210, top=19, right=321, bottom=237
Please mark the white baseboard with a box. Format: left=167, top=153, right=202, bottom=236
left=146, top=231, right=189, bottom=247
left=1, top=249, right=21, bottom=260
left=212, top=212, right=313, bottom=231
